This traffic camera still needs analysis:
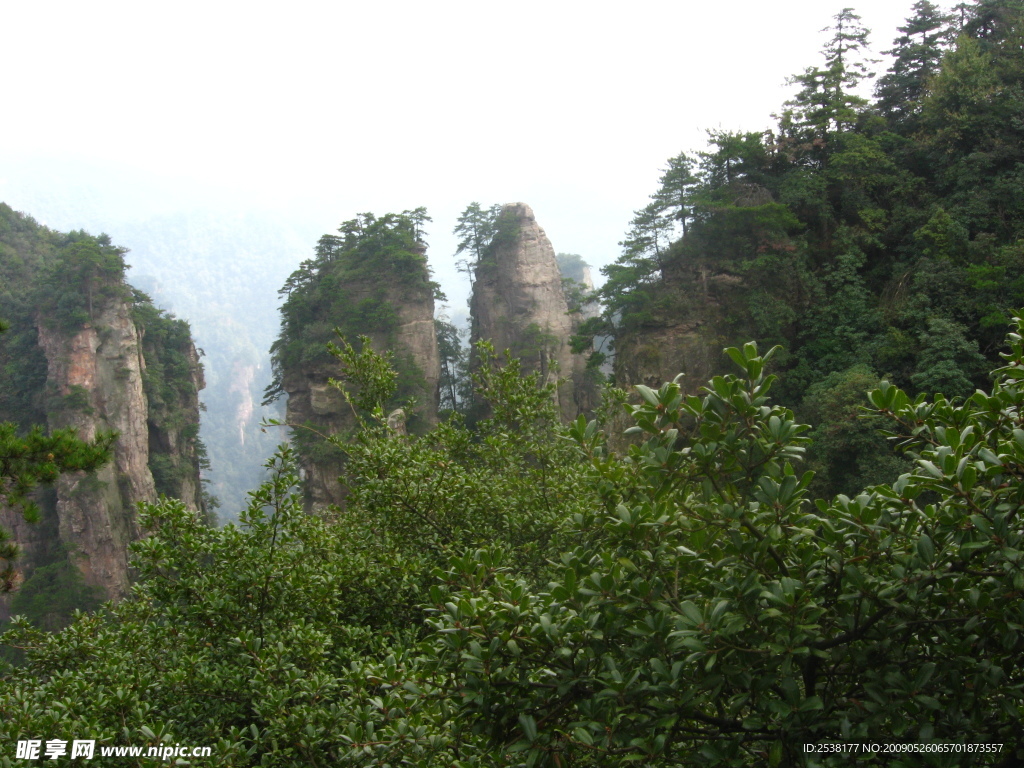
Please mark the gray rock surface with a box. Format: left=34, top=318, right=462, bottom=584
left=470, top=203, right=582, bottom=419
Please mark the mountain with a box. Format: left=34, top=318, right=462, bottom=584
left=268, top=210, right=441, bottom=509
left=0, top=204, right=206, bottom=624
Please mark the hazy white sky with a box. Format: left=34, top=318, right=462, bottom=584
left=1, top=0, right=916, bottom=309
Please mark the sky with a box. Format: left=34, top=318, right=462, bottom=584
left=1, top=0, right=917, bottom=312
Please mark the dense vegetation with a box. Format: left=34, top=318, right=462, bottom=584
left=576, top=0, right=1024, bottom=501
left=266, top=208, right=441, bottom=472
left=5, top=3, right=1024, bottom=764
left=2, top=318, right=1023, bottom=765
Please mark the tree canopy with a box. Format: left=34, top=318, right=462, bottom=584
left=267, top=209, right=439, bottom=406
left=577, top=0, right=1024, bottom=499
left=4, top=313, right=1024, bottom=764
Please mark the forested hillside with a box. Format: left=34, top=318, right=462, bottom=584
left=3, top=2, right=1024, bottom=765
left=580, top=0, right=1024, bottom=501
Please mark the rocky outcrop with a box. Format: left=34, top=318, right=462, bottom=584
left=614, top=321, right=722, bottom=393
left=281, top=364, right=349, bottom=510
left=470, top=203, right=583, bottom=419
left=0, top=209, right=207, bottom=612
left=280, top=254, right=440, bottom=510
left=37, top=303, right=153, bottom=598
left=8, top=303, right=206, bottom=606
left=613, top=264, right=746, bottom=396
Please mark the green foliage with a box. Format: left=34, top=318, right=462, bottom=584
left=9, top=558, right=104, bottom=633
left=909, top=317, right=988, bottom=397
left=326, top=334, right=400, bottom=420
left=556, top=253, right=599, bottom=321
left=436, top=316, right=469, bottom=415
left=5, top=320, right=1024, bottom=764
left=267, top=209, right=436, bottom=406
left=554, top=252, right=589, bottom=285
left=783, top=8, right=876, bottom=145
left=11, top=9, right=1024, bottom=763
left=0, top=208, right=79, bottom=430
left=50, top=385, right=93, bottom=417
left=431, top=329, right=1024, bottom=765
left=0, top=343, right=603, bottom=765
left=1, top=447, right=435, bottom=764
left=1, top=205, right=206, bottom=590
left=0, top=321, right=48, bottom=432
left=34, top=233, right=130, bottom=331
left=800, top=364, right=909, bottom=499
left=340, top=341, right=597, bottom=595
left=454, top=202, right=502, bottom=288
left=654, top=152, right=700, bottom=236
left=588, top=1, right=1024, bottom=492
left=875, top=0, right=951, bottom=129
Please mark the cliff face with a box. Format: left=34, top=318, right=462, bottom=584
left=283, top=280, right=440, bottom=509
left=613, top=263, right=745, bottom=395
left=0, top=208, right=207, bottom=615
left=470, top=203, right=582, bottom=419
left=281, top=362, right=348, bottom=510
left=614, top=322, right=720, bottom=392
left=37, top=302, right=155, bottom=597
left=1, top=294, right=206, bottom=611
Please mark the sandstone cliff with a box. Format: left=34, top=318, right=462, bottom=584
left=37, top=302, right=156, bottom=598
left=271, top=212, right=440, bottom=510
left=612, top=263, right=745, bottom=395
left=282, top=291, right=439, bottom=510
left=470, top=203, right=583, bottom=419
left=0, top=208, right=207, bottom=618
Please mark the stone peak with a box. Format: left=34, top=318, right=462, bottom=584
left=500, top=202, right=535, bottom=220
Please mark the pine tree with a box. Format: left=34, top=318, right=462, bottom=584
left=652, top=152, right=699, bottom=237
left=452, top=202, right=501, bottom=289
left=785, top=8, right=876, bottom=146
left=963, top=0, right=1024, bottom=46
left=875, top=0, right=952, bottom=128
left=435, top=317, right=468, bottom=414
left=618, top=202, right=674, bottom=284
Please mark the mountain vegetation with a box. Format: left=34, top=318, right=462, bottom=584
left=266, top=209, right=442, bottom=505
left=5, top=2, right=1024, bottom=765
left=577, top=1, right=1024, bottom=501
left=2, top=322, right=1023, bottom=764
left=267, top=208, right=437, bottom=399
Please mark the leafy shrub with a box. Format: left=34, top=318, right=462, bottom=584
left=5, top=318, right=1024, bottom=766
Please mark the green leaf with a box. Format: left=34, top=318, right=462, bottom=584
left=635, top=385, right=660, bottom=407
left=917, top=535, right=935, bottom=562
left=519, top=714, right=538, bottom=743
left=680, top=601, right=703, bottom=626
